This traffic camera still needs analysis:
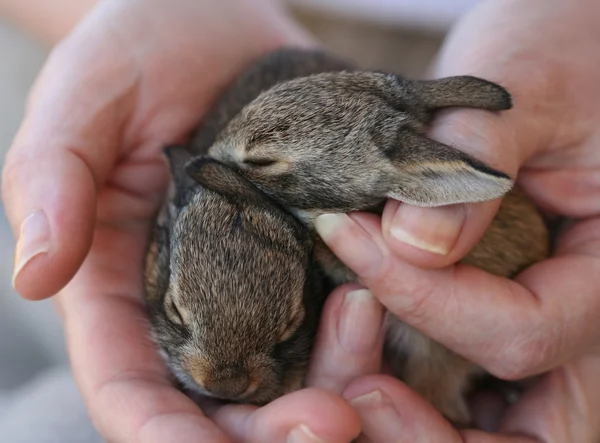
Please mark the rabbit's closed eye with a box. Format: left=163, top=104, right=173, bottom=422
left=168, top=298, right=185, bottom=325
left=243, top=158, right=278, bottom=167
left=278, top=306, right=305, bottom=343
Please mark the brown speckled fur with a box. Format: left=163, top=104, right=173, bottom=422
left=143, top=48, right=550, bottom=426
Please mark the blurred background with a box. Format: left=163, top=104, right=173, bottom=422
left=0, top=0, right=478, bottom=438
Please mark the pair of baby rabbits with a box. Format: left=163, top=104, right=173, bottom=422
left=143, top=48, right=549, bottom=426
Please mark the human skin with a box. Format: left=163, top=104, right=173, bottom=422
left=0, top=0, right=100, bottom=45
left=2, top=0, right=600, bottom=441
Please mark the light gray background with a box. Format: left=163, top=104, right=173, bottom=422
left=0, top=19, right=69, bottom=396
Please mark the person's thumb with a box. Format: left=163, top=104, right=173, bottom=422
left=384, top=0, right=548, bottom=270
left=1, top=32, right=138, bottom=300
left=381, top=105, right=522, bottom=269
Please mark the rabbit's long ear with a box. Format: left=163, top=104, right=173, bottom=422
left=386, top=132, right=514, bottom=207
left=185, top=156, right=269, bottom=206
left=164, top=145, right=196, bottom=190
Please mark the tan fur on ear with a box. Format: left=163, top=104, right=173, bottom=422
left=385, top=132, right=514, bottom=206
left=388, top=160, right=514, bottom=207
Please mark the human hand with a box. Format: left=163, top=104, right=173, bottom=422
left=310, top=284, right=600, bottom=443
left=0, top=0, right=369, bottom=441
left=344, top=352, right=600, bottom=442
left=314, top=0, right=600, bottom=388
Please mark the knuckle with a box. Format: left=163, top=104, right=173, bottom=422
left=401, top=286, right=438, bottom=324
left=1, top=150, right=27, bottom=206
left=485, top=328, right=558, bottom=380
left=383, top=277, right=441, bottom=326
left=376, top=266, right=459, bottom=329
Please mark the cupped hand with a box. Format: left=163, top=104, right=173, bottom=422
left=0, top=0, right=370, bottom=441
left=315, top=0, right=600, bottom=384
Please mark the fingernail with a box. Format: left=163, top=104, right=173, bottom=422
left=315, top=213, right=383, bottom=275
left=314, top=213, right=348, bottom=241
left=339, top=289, right=383, bottom=353
left=349, top=390, right=403, bottom=433
left=349, top=389, right=387, bottom=406
left=287, top=424, right=327, bottom=443
left=389, top=204, right=465, bottom=255
left=13, top=211, right=51, bottom=286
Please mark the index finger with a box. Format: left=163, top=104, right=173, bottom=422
left=305, top=284, right=386, bottom=393
left=315, top=212, right=600, bottom=381
left=1, top=16, right=140, bottom=300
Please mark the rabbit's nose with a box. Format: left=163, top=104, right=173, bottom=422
left=203, top=366, right=252, bottom=399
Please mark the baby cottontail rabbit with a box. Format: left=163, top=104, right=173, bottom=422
left=144, top=48, right=550, bottom=426
left=144, top=146, right=331, bottom=404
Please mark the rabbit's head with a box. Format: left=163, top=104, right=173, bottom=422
left=144, top=147, right=327, bottom=405
left=205, top=71, right=514, bottom=213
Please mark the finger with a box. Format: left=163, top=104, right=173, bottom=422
left=380, top=197, right=503, bottom=270
left=211, top=388, right=361, bottom=443
left=344, top=375, right=537, bottom=443
left=59, top=225, right=230, bottom=443
left=497, top=354, right=600, bottom=443
left=1, top=23, right=139, bottom=300
left=305, top=284, right=386, bottom=393
left=315, top=212, right=600, bottom=380
left=343, top=375, right=463, bottom=443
